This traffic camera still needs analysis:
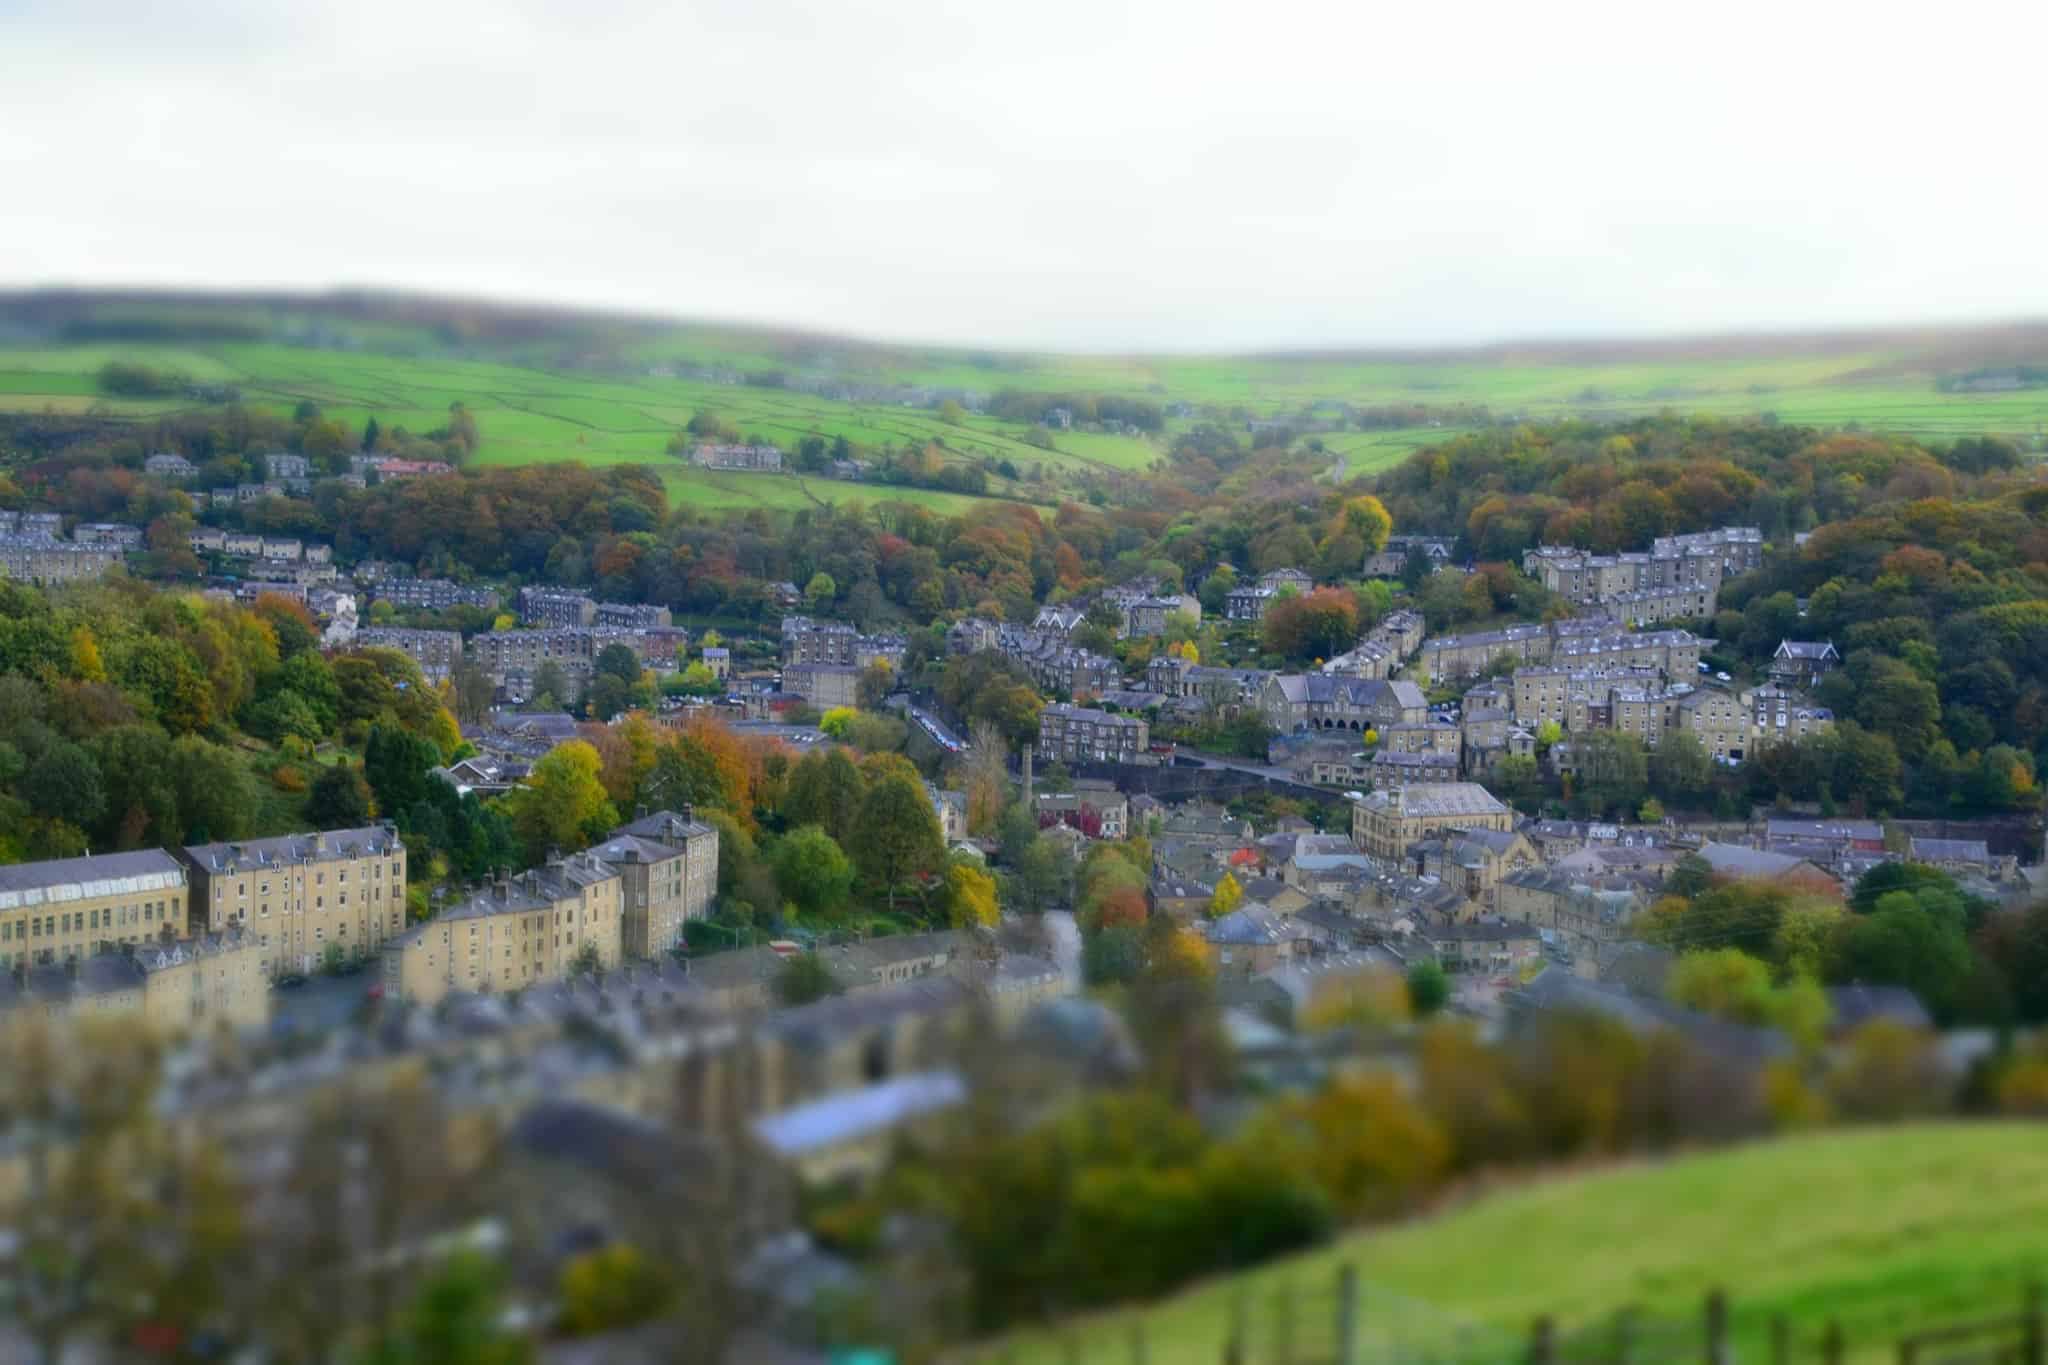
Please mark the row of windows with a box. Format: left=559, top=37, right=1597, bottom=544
left=214, top=859, right=403, bottom=900
left=2, top=900, right=174, bottom=941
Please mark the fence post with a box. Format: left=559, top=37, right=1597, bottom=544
left=1225, top=1288, right=1247, bottom=1365
left=1531, top=1316, right=1557, bottom=1365
left=1706, top=1289, right=1729, bottom=1365
left=1337, top=1262, right=1362, bottom=1365
left=1771, top=1316, right=1790, bottom=1365
left=2026, top=1281, right=2045, bottom=1365
left=1615, top=1305, right=1638, bottom=1365
left=1823, top=1320, right=1844, bottom=1365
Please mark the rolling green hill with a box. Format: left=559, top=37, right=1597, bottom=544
left=986, top=1123, right=2048, bottom=1364
left=3, top=297, right=2046, bottom=517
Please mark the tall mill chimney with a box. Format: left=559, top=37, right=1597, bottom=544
left=1021, top=742, right=1034, bottom=797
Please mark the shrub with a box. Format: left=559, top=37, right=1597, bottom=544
left=1826, top=1020, right=1952, bottom=1120
left=1263, top=1074, right=1449, bottom=1221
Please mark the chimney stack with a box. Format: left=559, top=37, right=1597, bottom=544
left=1021, top=742, right=1034, bottom=796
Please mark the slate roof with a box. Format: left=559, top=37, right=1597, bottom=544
left=0, top=848, right=185, bottom=908
left=1825, top=984, right=1933, bottom=1034
left=1205, top=904, right=1293, bottom=946
left=1698, top=842, right=1819, bottom=880
left=183, top=826, right=401, bottom=875
left=1512, top=965, right=1791, bottom=1064
left=751, top=1070, right=967, bottom=1158
left=1766, top=818, right=1883, bottom=844
left=1354, top=784, right=1509, bottom=819
left=1909, top=837, right=1991, bottom=864
left=613, top=809, right=717, bottom=842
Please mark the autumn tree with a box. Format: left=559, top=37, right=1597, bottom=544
left=1261, top=587, right=1360, bottom=662
left=945, top=856, right=1000, bottom=929
left=1335, top=494, right=1393, bottom=558
left=500, top=740, right=618, bottom=859
left=960, top=720, right=1012, bottom=836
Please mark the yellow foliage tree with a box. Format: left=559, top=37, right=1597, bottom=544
left=1998, top=1058, right=2048, bottom=1116
left=1206, top=871, right=1243, bottom=919
left=1265, top=1074, right=1447, bottom=1220
left=68, top=625, right=106, bottom=684
left=945, top=858, right=999, bottom=929
left=557, top=1243, right=671, bottom=1337
left=1337, top=494, right=1394, bottom=556
left=502, top=739, right=618, bottom=859
left=1150, top=924, right=1215, bottom=981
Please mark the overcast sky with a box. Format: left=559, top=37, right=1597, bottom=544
left=4, top=0, right=2044, bottom=351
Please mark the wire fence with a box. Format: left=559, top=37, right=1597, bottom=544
left=966, top=1274, right=2048, bottom=1365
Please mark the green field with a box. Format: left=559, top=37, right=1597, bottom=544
left=4, top=309, right=2046, bottom=522
left=989, top=1124, right=2048, bottom=1364
left=0, top=341, right=1163, bottom=504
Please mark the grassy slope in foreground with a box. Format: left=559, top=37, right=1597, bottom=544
left=995, top=1123, right=2048, bottom=1363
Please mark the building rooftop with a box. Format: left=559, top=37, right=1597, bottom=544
left=1908, top=837, right=1992, bottom=864
left=0, top=848, right=185, bottom=909
left=183, top=825, right=403, bottom=875
left=751, top=1069, right=968, bottom=1158
left=613, top=809, right=717, bottom=842
left=1697, top=842, right=1820, bottom=880
left=1354, top=783, right=1509, bottom=820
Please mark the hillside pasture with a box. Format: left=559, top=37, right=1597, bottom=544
left=987, top=1123, right=2048, bottom=1365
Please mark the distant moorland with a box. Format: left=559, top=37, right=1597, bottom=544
left=1, top=292, right=2044, bottom=516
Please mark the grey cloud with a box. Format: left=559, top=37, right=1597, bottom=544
left=1, top=0, right=2043, bottom=349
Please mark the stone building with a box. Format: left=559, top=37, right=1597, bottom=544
left=1671, top=687, right=1749, bottom=763
left=181, top=825, right=408, bottom=978
left=783, top=662, right=861, bottom=709
left=0, top=536, right=120, bottom=585
left=374, top=577, right=500, bottom=612
left=518, top=587, right=599, bottom=627
left=596, top=809, right=720, bottom=958
left=594, top=601, right=674, bottom=630
left=0, top=849, right=189, bottom=970
left=1748, top=685, right=1835, bottom=749
left=0, top=929, right=270, bottom=1035
left=470, top=628, right=599, bottom=686
left=380, top=852, right=622, bottom=1005
left=1257, top=675, right=1429, bottom=733
left=356, top=627, right=464, bottom=681
left=1348, top=783, right=1513, bottom=860
left=1037, top=703, right=1150, bottom=765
